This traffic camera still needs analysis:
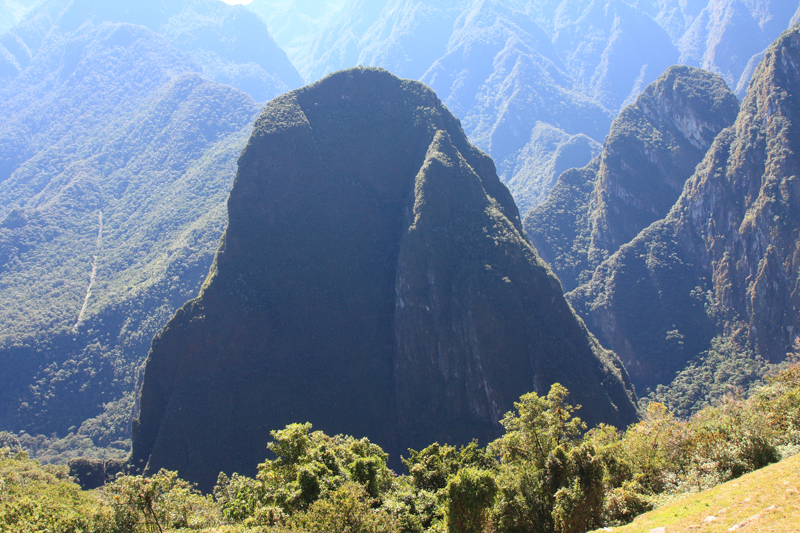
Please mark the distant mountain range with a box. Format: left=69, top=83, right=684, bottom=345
left=0, top=0, right=297, bottom=458
left=245, top=0, right=799, bottom=214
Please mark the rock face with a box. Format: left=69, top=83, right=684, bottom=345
left=132, top=67, right=638, bottom=491
left=525, top=65, right=738, bottom=291
left=568, top=24, right=800, bottom=392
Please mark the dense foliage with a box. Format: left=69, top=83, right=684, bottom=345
left=4, top=363, right=800, bottom=533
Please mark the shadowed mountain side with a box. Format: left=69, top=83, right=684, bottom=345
left=525, top=65, right=738, bottom=292
left=132, top=67, right=638, bottom=491
left=523, top=160, right=600, bottom=293
left=568, top=23, right=800, bottom=393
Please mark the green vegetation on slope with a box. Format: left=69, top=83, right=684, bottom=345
left=0, top=16, right=260, bottom=462
left=5, top=363, right=800, bottom=533
left=592, top=453, right=800, bottom=533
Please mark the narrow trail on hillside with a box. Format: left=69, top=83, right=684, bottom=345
left=73, top=209, right=103, bottom=333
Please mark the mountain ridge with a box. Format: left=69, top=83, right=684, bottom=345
left=567, top=22, right=800, bottom=392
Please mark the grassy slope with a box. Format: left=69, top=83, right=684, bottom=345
left=593, top=454, right=800, bottom=533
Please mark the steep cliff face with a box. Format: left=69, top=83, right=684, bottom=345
left=525, top=65, right=738, bottom=291
left=132, top=67, right=638, bottom=491
left=569, top=24, right=800, bottom=392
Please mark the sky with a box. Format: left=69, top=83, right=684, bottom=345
left=220, top=0, right=253, bottom=4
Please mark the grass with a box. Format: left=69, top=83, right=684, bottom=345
left=593, top=453, right=800, bottom=532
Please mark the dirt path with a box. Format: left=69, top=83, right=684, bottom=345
left=73, top=209, right=102, bottom=333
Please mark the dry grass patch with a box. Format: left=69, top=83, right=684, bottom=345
left=593, top=453, right=800, bottom=532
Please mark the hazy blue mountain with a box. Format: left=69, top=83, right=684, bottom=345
left=1, top=0, right=302, bottom=102
left=299, top=0, right=469, bottom=83
left=679, top=0, right=800, bottom=93
left=0, top=3, right=261, bottom=459
left=635, top=0, right=707, bottom=40
left=0, top=0, right=43, bottom=34
left=421, top=0, right=614, bottom=214
left=271, top=0, right=797, bottom=213
left=244, top=0, right=347, bottom=73
left=568, top=24, right=800, bottom=393
left=132, top=67, right=637, bottom=491
left=549, top=0, right=680, bottom=111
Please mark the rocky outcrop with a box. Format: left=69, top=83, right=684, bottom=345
left=569, top=24, right=800, bottom=392
left=525, top=65, right=738, bottom=291
left=131, top=67, right=638, bottom=491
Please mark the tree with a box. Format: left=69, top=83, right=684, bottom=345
left=489, top=384, right=585, bottom=468
left=445, top=467, right=497, bottom=533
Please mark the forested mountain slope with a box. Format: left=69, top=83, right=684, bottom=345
left=568, top=23, right=800, bottom=393
left=0, top=0, right=276, bottom=458
left=1, top=0, right=302, bottom=102
left=525, top=66, right=739, bottom=291
left=244, top=0, right=347, bottom=70
left=132, top=67, right=638, bottom=491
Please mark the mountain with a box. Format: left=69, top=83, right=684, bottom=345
left=293, top=0, right=468, bottom=83
left=547, top=0, right=681, bottom=112
left=0, top=1, right=268, bottom=458
left=272, top=0, right=796, bottom=216
left=678, top=0, right=800, bottom=96
left=0, top=0, right=43, bottom=34
left=131, top=67, right=639, bottom=491
left=244, top=0, right=347, bottom=73
left=525, top=65, right=739, bottom=292
left=503, top=124, right=601, bottom=215
left=420, top=0, right=614, bottom=217
left=567, top=23, right=800, bottom=393
left=1, top=0, right=302, bottom=102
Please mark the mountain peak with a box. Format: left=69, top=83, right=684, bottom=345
left=132, top=67, right=638, bottom=491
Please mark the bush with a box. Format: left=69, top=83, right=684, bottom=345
left=102, top=469, right=220, bottom=531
